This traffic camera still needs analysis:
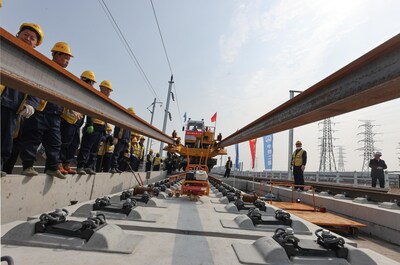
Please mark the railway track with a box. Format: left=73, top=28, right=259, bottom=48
left=211, top=174, right=400, bottom=205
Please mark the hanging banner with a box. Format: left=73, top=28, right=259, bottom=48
left=235, top=143, right=239, bottom=170
left=249, top=139, right=257, bottom=169
left=263, top=134, right=273, bottom=170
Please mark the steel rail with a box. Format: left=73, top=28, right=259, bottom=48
left=0, top=28, right=174, bottom=145
left=231, top=175, right=399, bottom=203
left=219, top=33, right=400, bottom=147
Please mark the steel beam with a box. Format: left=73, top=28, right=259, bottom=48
left=0, top=28, right=174, bottom=145
left=220, top=33, right=400, bottom=147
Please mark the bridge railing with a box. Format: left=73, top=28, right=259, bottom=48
left=211, top=167, right=400, bottom=188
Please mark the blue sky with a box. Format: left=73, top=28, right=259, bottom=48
left=2, top=0, right=400, bottom=171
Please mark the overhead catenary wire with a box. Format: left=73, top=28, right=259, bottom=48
left=99, top=0, right=161, bottom=102
left=150, top=0, right=183, bottom=128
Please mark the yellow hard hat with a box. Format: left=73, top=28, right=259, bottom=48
left=127, top=107, right=135, bottom=114
left=150, top=149, right=153, bottom=153
left=106, top=124, right=112, bottom=131
left=81, top=70, right=96, bottom=83
left=19, top=23, right=44, bottom=46
left=51, top=42, right=73, bottom=57
left=140, top=136, right=145, bottom=141
left=131, top=137, right=138, bottom=143
left=295, top=140, right=302, bottom=146
left=99, top=80, right=113, bottom=91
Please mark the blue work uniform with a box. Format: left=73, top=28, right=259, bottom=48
left=77, top=117, right=106, bottom=169
left=110, top=127, right=131, bottom=169
left=19, top=100, right=63, bottom=171
left=60, top=111, right=84, bottom=165
left=1, top=86, right=39, bottom=170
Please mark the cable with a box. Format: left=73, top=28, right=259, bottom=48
left=99, top=0, right=161, bottom=101
left=150, top=0, right=183, bottom=128
left=150, top=0, right=173, bottom=74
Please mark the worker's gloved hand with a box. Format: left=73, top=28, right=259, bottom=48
left=301, top=165, right=305, bottom=171
left=19, top=104, right=35, bottom=118
left=377, top=166, right=383, bottom=170
left=86, top=125, right=94, bottom=134
left=72, top=110, right=83, bottom=120
left=113, top=138, right=118, bottom=145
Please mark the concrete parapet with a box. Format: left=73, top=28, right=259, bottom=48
left=1, top=171, right=166, bottom=224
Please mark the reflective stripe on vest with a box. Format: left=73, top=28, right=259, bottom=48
left=0, top=84, right=6, bottom=95
left=36, top=99, right=47, bottom=111
left=93, top=118, right=105, bottom=125
left=292, top=149, right=304, bottom=167
left=118, top=128, right=124, bottom=139
left=61, top=108, right=78, bottom=124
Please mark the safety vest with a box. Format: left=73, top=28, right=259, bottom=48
left=61, top=108, right=79, bottom=124
left=292, top=149, right=304, bottom=167
left=225, top=160, right=232, bottom=169
left=123, top=142, right=131, bottom=158
left=132, top=143, right=141, bottom=157
left=153, top=157, right=161, bottom=166
left=118, top=128, right=124, bottom=139
left=98, top=141, right=114, bottom=156
left=139, top=145, right=145, bottom=160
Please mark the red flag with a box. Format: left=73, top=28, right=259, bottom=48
left=211, top=112, right=217, bottom=122
left=249, top=139, right=257, bottom=169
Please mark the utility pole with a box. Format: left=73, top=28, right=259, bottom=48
left=288, top=90, right=302, bottom=179
left=318, top=118, right=337, bottom=172
left=159, top=75, right=174, bottom=156
left=145, top=98, right=162, bottom=157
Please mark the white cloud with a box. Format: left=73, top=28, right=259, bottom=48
left=219, top=1, right=261, bottom=63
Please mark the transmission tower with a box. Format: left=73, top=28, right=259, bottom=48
left=318, top=118, right=337, bottom=172
left=357, top=120, right=378, bottom=173
left=336, top=146, right=346, bottom=172
left=397, top=142, right=400, bottom=167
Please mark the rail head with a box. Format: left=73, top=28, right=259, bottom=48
left=219, top=33, right=400, bottom=147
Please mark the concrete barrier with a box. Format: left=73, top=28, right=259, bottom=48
left=1, top=171, right=166, bottom=224
left=223, top=178, right=400, bottom=246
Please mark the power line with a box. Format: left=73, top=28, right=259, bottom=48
left=150, top=0, right=183, bottom=128
left=150, top=0, right=173, bottom=74
left=99, top=0, right=161, bottom=101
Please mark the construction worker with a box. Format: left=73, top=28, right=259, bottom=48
left=1, top=23, right=43, bottom=176
left=134, top=136, right=145, bottom=171
left=76, top=78, right=112, bottom=175
left=369, top=151, right=387, bottom=188
left=145, top=149, right=154, bottom=172
left=110, top=107, right=134, bottom=173
left=130, top=134, right=140, bottom=171
left=96, top=124, right=114, bottom=172
left=59, top=70, right=91, bottom=174
left=153, top=153, right=162, bottom=171
left=291, top=140, right=307, bottom=190
left=223, top=156, right=232, bottom=178
left=19, top=42, right=73, bottom=179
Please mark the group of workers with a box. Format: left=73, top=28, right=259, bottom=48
left=0, top=22, right=161, bottom=179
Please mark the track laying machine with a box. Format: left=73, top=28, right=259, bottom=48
left=164, top=118, right=227, bottom=197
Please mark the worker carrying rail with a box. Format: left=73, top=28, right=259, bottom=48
left=1, top=23, right=44, bottom=177
left=291, top=140, right=307, bottom=190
